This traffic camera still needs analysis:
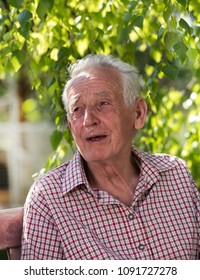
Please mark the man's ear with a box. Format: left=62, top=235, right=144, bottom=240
left=133, top=98, right=148, bottom=130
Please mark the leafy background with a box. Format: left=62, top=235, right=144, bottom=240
left=0, top=0, right=200, bottom=188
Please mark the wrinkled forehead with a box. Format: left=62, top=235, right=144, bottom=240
left=68, top=67, right=122, bottom=96
left=70, top=73, right=94, bottom=90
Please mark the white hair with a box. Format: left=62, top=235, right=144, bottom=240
left=62, top=54, right=141, bottom=112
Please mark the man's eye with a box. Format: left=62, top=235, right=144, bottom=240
left=100, top=101, right=109, bottom=106
left=96, top=101, right=112, bottom=111
left=74, top=107, right=81, bottom=112
left=70, top=107, right=83, bottom=117
left=73, top=106, right=85, bottom=113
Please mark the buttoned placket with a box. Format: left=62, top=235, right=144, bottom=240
left=84, top=181, right=149, bottom=256
left=122, top=204, right=147, bottom=256
left=122, top=171, right=158, bottom=258
left=123, top=187, right=159, bottom=258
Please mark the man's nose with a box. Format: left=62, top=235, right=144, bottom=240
left=83, top=106, right=100, bottom=126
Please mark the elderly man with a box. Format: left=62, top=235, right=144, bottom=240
left=21, top=54, right=200, bottom=259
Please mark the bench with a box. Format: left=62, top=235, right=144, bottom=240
left=0, top=207, right=23, bottom=260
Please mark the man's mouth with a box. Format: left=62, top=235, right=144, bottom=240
left=86, top=135, right=107, bottom=142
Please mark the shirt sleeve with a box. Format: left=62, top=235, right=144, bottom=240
left=194, top=184, right=200, bottom=259
left=174, top=157, right=200, bottom=259
left=21, top=183, right=65, bottom=260
left=188, top=171, right=200, bottom=259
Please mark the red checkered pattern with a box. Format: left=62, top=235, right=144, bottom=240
left=21, top=147, right=200, bottom=259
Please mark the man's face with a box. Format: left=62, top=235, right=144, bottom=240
left=67, top=67, right=136, bottom=165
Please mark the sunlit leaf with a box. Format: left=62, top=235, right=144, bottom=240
left=3, top=32, right=12, bottom=42
left=22, top=99, right=41, bottom=121
left=11, top=56, right=21, bottom=72
left=173, top=42, right=188, bottom=63
left=187, top=48, right=198, bottom=65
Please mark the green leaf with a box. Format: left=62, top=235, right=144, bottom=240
left=187, top=48, right=199, bottom=65
left=163, top=7, right=171, bottom=23
left=58, top=47, right=70, bottom=59
left=123, top=12, right=132, bottom=23
left=3, top=32, right=12, bottom=42
left=47, top=77, right=56, bottom=88
left=18, top=10, right=32, bottom=27
left=11, top=56, right=21, bottom=72
left=164, top=32, right=179, bottom=50
left=176, top=0, right=188, bottom=7
left=170, top=16, right=178, bottom=31
left=173, top=42, right=188, bottom=63
left=63, top=128, right=73, bottom=143
left=134, top=16, right=144, bottom=28
left=158, top=26, right=164, bottom=39
left=8, top=0, right=22, bottom=8
left=196, top=68, right=200, bottom=80
left=18, top=22, right=31, bottom=39
left=117, top=28, right=129, bottom=44
left=127, top=1, right=137, bottom=10
left=50, top=130, right=63, bottom=151
left=162, top=64, right=179, bottom=80
left=36, top=0, right=54, bottom=19
left=179, top=18, right=192, bottom=34
left=13, top=50, right=26, bottom=65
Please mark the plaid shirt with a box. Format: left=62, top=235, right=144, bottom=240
left=21, top=147, right=200, bottom=259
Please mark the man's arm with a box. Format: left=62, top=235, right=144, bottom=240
left=21, top=184, right=65, bottom=260
left=189, top=173, right=200, bottom=259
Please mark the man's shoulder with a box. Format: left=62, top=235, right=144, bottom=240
left=37, top=162, right=69, bottom=185
left=150, top=152, right=185, bottom=164
left=28, top=161, right=70, bottom=199
left=132, top=146, right=186, bottom=172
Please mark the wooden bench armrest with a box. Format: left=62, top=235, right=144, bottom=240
left=0, top=207, right=23, bottom=260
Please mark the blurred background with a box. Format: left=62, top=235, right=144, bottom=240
left=0, top=0, right=200, bottom=209
left=0, top=79, right=53, bottom=208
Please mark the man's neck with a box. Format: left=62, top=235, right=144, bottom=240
left=84, top=155, right=140, bottom=206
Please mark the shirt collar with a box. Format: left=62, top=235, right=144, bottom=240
left=132, top=146, right=180, bottom=199
left=132, top=146, right=179, bottom=173
left=62, top=151, right=90, bottom=196
left=62, top=146, right=178, bottom=196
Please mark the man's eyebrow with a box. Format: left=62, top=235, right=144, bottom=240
left=94, top=91, right=110, bottom=97
left=69, top=91, right=111, bottom=107
left=69, top=94, right=81, bottom=107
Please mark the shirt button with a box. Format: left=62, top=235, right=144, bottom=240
left=138, top=243, right=145, bottom=251
left=128, top=213, right=134, bottom=220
